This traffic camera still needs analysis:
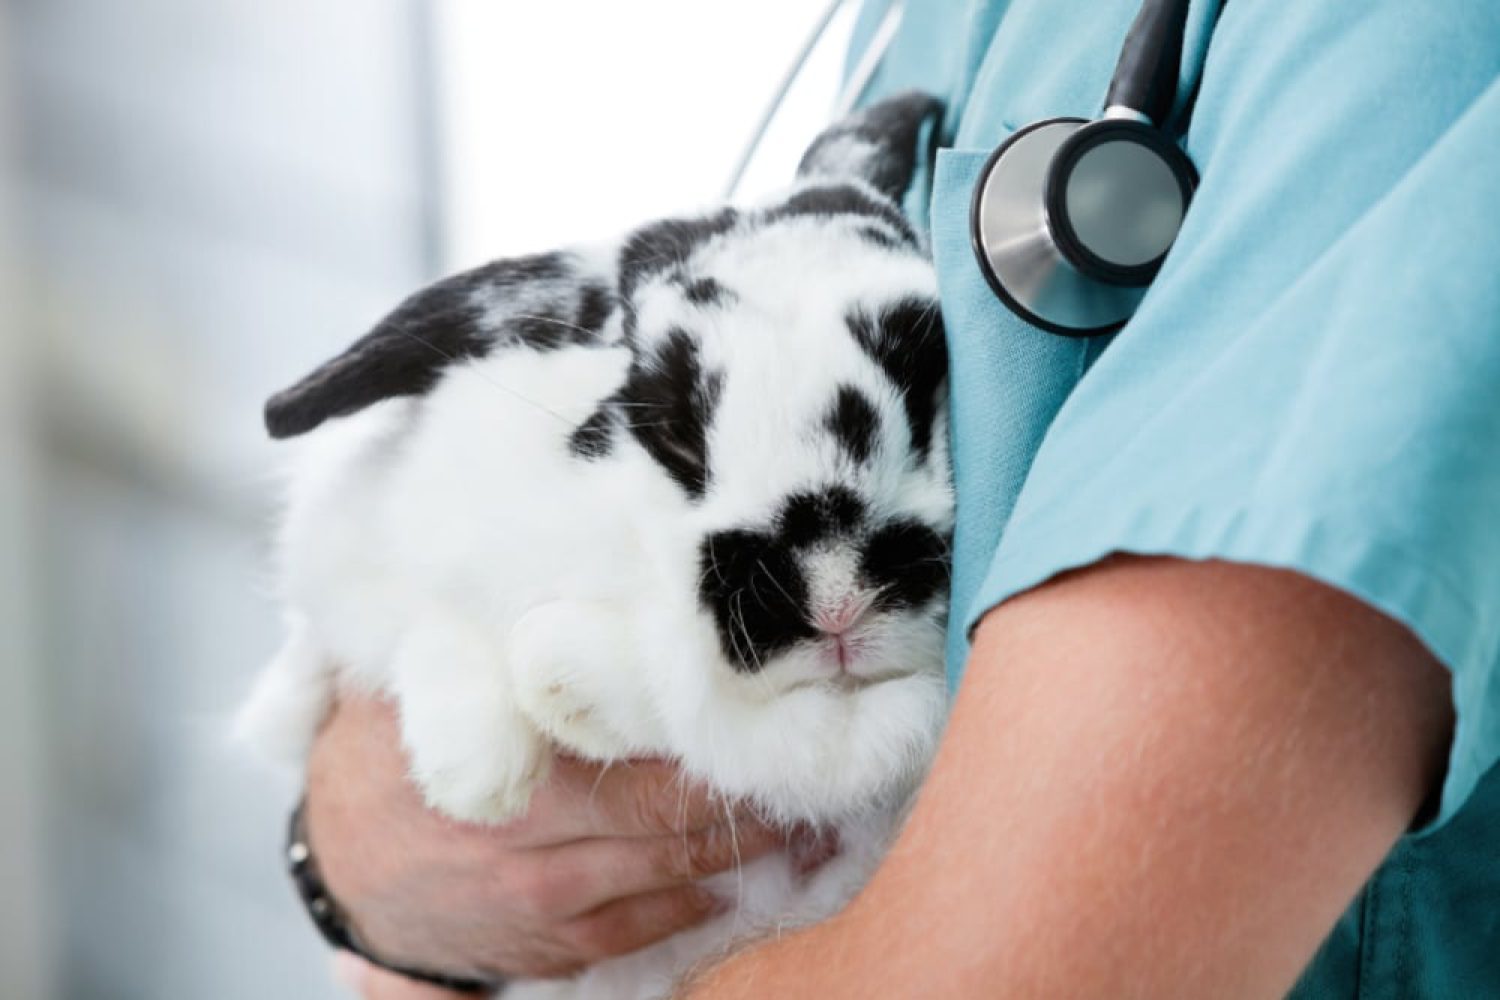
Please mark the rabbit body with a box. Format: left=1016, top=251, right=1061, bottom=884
left=239, top=94, right=953, bottom=998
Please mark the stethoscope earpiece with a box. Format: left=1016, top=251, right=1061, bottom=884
left=971, top=0, right=1200, bottom=337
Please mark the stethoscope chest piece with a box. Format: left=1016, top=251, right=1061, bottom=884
left=968, top=0, right=1202, bottom=337
left=969, top=116, right=1196, bottom=337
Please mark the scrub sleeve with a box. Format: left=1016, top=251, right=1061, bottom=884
left=850, top=0, right=1500, bottom=996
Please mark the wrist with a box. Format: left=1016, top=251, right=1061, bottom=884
left=287, top=797, right=505, bottom=995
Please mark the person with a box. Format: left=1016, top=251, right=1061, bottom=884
left=307, top=1, right=1500, bottom=996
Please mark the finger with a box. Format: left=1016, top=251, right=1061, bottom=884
left=559, top=886, right=727, bottom=963
left=331, top=954, right=475, bottom=1000
left=529, top=817, right=800, bottom=917
left=507, top=758, right=757, bottom=844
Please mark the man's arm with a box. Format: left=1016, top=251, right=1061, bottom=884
left=683, top=556, right=1453, bottom=998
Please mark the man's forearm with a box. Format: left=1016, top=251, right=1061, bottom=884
left=682, top=557, right=1452, bottom=998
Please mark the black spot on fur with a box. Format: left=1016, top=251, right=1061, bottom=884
left=614, top=328, right=723, bottom=499
left=856, top=224, right=905, bottom=251
left=507, top=276, right=615, bottom=352
left=682, top=276, right=733, bottom=307
left=796, top=91, right=943, bottom=200
left=764, top=184, right=918, bottom=248
left=825, top=488, right=866, bottom=532
left=779, top=495, right=823, bottom=549
left=619, top=209, right=740, bottom=300
left=264, top=252, right=611, bottom=439
left=575, top=282, right=616, bottom=336
left=861, top=519, right=949, bottom=611
left=847, top=298, right=947, bottom=460
left=824, top=385, right=879, bottom=465
left=568, top=407, right=614, bottom=459
left=510, top=310, right=582, bottom=350
left=779, top=487, right=867, bottom=549
left=502, top=251, right=571, bottom=282
left=699, top=530, right=817, bottom=673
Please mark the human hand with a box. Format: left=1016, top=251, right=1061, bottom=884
left=331, top=953, right=471, bottom=1000
left=305, top=696, right=831, bottom=984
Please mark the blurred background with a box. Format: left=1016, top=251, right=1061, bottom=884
left=0, top=1, right=853, bottom=996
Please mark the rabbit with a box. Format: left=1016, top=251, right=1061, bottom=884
left=237, top=92, right=952, bottom=999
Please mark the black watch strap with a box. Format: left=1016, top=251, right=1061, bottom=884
left=286, top=798, right=505, bottom=995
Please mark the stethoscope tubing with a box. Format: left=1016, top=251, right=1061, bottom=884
left=723, top=0, right=906, bottom=201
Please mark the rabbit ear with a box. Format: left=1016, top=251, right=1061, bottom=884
left=796, top=91, right=944, bottom=200
left=264, top=252, right=616, bottom=439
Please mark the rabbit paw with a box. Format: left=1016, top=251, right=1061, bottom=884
left=391, top=612, right=549, bottom=825
left=409, top=723, right=549, bottom=825
left=511, top=601, right=642, bottom=760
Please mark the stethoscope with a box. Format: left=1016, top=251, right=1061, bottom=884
left=732, top=0, right=1200, bottom=337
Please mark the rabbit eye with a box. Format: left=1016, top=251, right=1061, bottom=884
left=698, top=529, right=816, bottom=673
left=861, top=520, right=950, bottom=612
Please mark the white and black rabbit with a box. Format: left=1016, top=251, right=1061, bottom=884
left=238, top=93, right=953, bottom=999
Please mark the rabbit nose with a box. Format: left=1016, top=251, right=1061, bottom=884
left=814, top=593, right=875, bottom=636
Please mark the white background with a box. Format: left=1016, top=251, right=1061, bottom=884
left=433, top=0, right=853, bottom=267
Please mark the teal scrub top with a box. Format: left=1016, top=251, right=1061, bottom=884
left=847, top=0, right=1500, bottom=995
